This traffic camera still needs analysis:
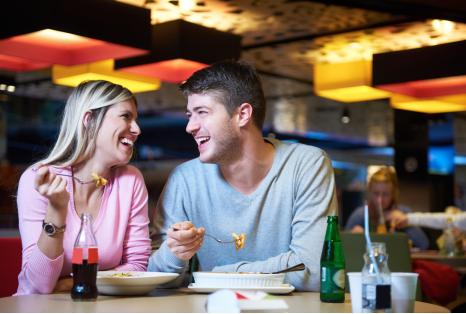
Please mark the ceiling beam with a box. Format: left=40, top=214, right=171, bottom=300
left=373, top=40, right=466, bottom=85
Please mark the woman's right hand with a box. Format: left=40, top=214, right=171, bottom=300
left=34, top=166, right=69, bottom=258
left=34, top=166, right=69, bottom=211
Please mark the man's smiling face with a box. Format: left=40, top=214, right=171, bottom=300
left=185, top=92, right=240, bottom=164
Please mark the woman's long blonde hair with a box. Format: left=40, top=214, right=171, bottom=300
left=38, top=80, right=135, bottom=167
left=368, top=166, right=400, bottom=208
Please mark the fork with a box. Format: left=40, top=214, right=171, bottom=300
left=31, top=168, right=101, bottom=185
left=271, top=263, right=306, bottom=274
left=170, top=228, right=235, bottom=244
left=203, top=233, right=235, bottom=244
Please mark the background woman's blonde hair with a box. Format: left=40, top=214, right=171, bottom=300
left=368, top=166, right=400, bottom=206
left=38, top=80, right=135, bottom=167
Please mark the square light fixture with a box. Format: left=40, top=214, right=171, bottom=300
left=373, top=40, right=466, bottom=87
left=314, top=60, right=391, bottom=102
left=0, top=0, right=151, bottom=72
left=391, top=93, right=466, bottom=113
left=116, top=19, right=242, bottom=83
left=52, top=60, right=160, bottom=94
left=377, top=75, right=466, bottom=98
left=373, top=40, right=466, bottom=113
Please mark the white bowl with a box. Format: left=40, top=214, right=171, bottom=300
left=192, top=272, right=286, bottom=288
left=97, top=271, right=179, bottom=295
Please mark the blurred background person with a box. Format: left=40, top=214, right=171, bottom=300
left=390, top=206, right=466, bottom=231
left=390, top=206, right=466, bottom=255
left=345, top=167, right=430, bottom=250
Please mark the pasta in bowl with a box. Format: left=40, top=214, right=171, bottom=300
left=97, top=271, right=179, bottom=295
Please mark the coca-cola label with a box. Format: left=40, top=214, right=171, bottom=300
left=72, top=248, right=83, bottom=264
left=72, top=247, right=99, bottom=264
left=88, top=247, right=99, bottom=264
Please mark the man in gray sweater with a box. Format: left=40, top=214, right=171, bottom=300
left=148, top=60, right=338, bottom=291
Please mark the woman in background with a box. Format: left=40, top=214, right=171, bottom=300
left=16, top=80, right=151, bottom=295
left=345, top=167, right=430, bottom=250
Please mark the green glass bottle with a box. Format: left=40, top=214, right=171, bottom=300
left=320, top=215, right=346, bottom=303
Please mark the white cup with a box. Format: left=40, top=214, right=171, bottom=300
left=391, top=272, right=419, bottom=313
left=347, top=272, right=362, bottom=313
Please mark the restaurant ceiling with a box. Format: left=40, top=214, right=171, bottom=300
left=117, top=0, right=466, bottom=84
left=3, top=0, right=466, bottom=156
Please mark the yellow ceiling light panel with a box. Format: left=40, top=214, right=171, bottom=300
left=314, top=60, right=391, bottom=103
left=53, top=60, right=161, bottom=93
left=316, top=85, right=391, bottom=103
left=431, top=19, right=455, bottom=35
left=391, top=93, right=466, bottom=113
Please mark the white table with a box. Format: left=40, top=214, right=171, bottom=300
left=0, top=290, right=450, bottom=312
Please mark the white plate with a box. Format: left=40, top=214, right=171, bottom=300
left=97, top=271, right=179, bottom=295
left=188, top=283, right=295, bottom=294
left=193, top=272, right=285, bottom=287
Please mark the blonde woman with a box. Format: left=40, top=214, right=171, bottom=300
left=16, top=80, right=151, bottom=295
left=345, top=167, right=430, bottom=249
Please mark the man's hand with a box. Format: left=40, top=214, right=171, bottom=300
left=167, top=221, right=205, bottom=261
left=388, top=210, right=408, bottom=229
left=34, top=166, right=69, bottom=210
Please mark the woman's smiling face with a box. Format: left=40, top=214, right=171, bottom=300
left=94, top=100, right=140, bottom=167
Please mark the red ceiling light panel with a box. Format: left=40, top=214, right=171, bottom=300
left=116, top=19, right=241, bottom=83
left=0, top=0, right=151, bottom=72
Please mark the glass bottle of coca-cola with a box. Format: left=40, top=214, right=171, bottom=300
left=71, top=212, right=98, bottom=301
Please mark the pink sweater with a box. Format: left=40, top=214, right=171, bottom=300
left=16, top=165, right=151, bottom=295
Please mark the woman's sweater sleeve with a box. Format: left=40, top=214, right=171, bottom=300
left=15, top=168, right=65, bottom=295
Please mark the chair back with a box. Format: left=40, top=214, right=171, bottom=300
left=0, top=237, right=22, bottom=297
left=341, top=231, right=422, bottom=300
left=341, top=231, right=412, bottom=273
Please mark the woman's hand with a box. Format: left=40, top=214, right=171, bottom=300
left=34, top=166, right=69, bottom=211
left=167, top=221, right=204, bottom=261
left=351, top=225, right=365, bottom=233
left=53, top=277, right=73, bottom=293
left=34, top=166, right=69, bottom=258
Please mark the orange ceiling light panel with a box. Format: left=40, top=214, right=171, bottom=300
left=0, top=30, right=148, bottom=72
left=391, top=93, right=466, bottom=113
left=378, top=75, right=466, bottom=98
left=0, top=0, right=151, bottom=72
left=0, top=54, right=49, bottom=72
left=52, top=60, right=161, bottom=94
left=314, top=60, right=391, bottom=102
left=116, top=20, right=241, bottom=83
left=121, top=59, right=208, bottom=84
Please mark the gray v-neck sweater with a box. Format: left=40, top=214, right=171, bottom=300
left=149, top=139, right=338, bottom=291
